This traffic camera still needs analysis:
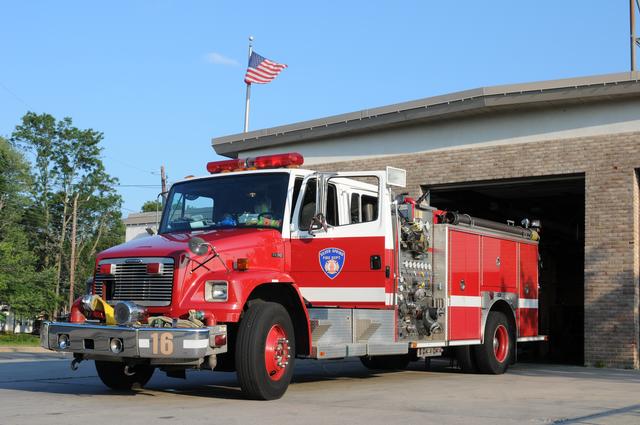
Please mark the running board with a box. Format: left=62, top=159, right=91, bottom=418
left=517, top=335, right=547, bottom=342
left=311, top=343, right=408, bottom=359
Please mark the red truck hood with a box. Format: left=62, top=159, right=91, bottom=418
left=97, top=228, right=282, bottom=261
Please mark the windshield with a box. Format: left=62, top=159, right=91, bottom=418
left=159, top=172, right=290, bottom=234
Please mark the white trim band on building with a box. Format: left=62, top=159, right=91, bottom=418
left=518, top=298, right=539, bottom=309
left=299, top=287, right=386, bottom=303
left=449, top=295, right=482, bottom=308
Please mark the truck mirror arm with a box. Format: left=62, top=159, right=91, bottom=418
left=309, top=213, right=328, bottom=236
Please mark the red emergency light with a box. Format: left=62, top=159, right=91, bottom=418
left=206, top=158, right=246, bottom=174
left=207, top=152, right=304, bottom=174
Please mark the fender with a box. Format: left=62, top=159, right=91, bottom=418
left=480, top=292, right=518, bottom=343
left=170, top=269, right=311, bottom=354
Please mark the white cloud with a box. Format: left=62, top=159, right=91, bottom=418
left=205, top=52, right=240, bottom=67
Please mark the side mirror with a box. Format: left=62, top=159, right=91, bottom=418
left=188, top=236, right=210, bottom=256
left=309, top=213, right=328, bottom=235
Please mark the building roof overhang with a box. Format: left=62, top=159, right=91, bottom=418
left=212, top=71, right=640, bottom=158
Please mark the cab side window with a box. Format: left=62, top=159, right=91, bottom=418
left=298, top=178, right=338, bottom=230
left=350, top=193, right=360, bottom=223
left=290, top=177, right=303, bottom=220
left=326, top=184, right=338, bottom=226
left=361, top=194, right=378, bottom=222
left=298, top=179, right=316, bottom=231
left=330, top=175, right=380, bottom=227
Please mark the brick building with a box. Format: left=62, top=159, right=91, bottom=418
left=212, top=72, right=640, bottom=369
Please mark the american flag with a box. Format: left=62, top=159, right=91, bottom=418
left=244, top=51, right=287, bottom=84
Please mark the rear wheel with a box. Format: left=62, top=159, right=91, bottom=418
left=235, top=302, right=296, bottom=400
left=455, top=345, right=478, bottom=373
left=360, top=354, right=410, bottom=370
left=473, top=311, right=514, bottom=374
left=95, top=361, right=154, bottom=390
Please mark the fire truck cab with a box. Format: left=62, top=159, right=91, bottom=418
left=40, top=153, right=544, bottom=400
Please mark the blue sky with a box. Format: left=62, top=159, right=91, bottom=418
left=0, top=1, right=632, bottom=214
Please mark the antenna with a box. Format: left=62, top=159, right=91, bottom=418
left=632, top=0, right=640, bottom=71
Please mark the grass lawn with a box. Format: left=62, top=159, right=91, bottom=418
left=0, top=333, right=40, bottom=346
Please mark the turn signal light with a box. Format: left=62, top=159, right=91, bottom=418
left=213, top=334, right=227, bottom=347
left=207, top=152, right=303, bottom=174
left=146, top=262, right=163, bottom=275
left=99, top=263, right=115, bottom=275
left=234, top=258, right=249, bottom=271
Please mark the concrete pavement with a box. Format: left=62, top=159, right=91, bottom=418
left=0, top=352, right=638, bottom=425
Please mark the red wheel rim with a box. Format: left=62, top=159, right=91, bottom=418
left=264, top=324, right=290, bottom=381
left=493, top=324, right=509, bottom=363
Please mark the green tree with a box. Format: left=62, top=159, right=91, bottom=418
left=0, top=137, right=58, bottom=317
left=0, top=137, right=30, bottom=237
left=0, top=229, right=58, bottom=317
left=141, top=199, right=162, bottom=213
left=11, top=112, right=124, bottom=312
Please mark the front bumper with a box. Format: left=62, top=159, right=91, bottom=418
left=40, top=321, right=227, bottom=363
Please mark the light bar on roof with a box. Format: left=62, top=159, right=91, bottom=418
left=207, top=152, right=304, bottom=174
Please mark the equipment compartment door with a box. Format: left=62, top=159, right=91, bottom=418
left=518, top=242, right=539, bottom=337
left=481, top=236, right=517, bottom=293
left=448, top=229, right=481, bottom=341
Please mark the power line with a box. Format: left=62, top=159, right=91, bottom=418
left=0, top=81, right=32, bottom=110
left=101, top=155, right=160, bottom=176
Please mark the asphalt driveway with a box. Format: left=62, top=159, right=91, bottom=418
left=0, top=352, right=638, bottom=424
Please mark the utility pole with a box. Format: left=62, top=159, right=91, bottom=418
left=68, top=193, right=79, bottom=309
left=160, top=165, right=167, bottom=200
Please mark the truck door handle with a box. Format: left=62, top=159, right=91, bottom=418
left=370, top=255, right=382, bottom=270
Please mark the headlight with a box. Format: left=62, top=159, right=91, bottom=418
left=57, top=334, right=70, bottom=349
left=205, top=281, right=228, bottom=302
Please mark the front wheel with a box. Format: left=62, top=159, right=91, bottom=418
left=95, top=361, right=154, bottom=390
left=473, top=311, right=514, bottom=374
left=235, top=302, right=296, bottom=400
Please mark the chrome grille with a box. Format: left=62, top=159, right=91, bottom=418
left=94, top=257, right=174, bottom=306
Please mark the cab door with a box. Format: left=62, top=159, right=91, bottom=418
left=288, top=173, right=392, bottom=308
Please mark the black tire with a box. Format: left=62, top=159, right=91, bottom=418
left=235, top=302, right=296, bottom=400
left=455, top=345, right=478, bottom=373
left=473, top=311, right=514, bottom=374
left=360, top=354, right=411, bottom=370
left=95, top=361, right=154, bottom=390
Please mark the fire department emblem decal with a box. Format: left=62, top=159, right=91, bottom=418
left=319, top=247, right=345, bottom=280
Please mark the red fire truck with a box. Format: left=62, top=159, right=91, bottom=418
left=40, top=152, right=545, bottom=400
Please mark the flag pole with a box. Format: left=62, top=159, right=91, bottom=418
left=243, top=36, right=254, bottom=132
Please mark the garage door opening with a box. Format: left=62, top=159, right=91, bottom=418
left=424, top=174, right=585, bottom=365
